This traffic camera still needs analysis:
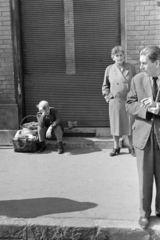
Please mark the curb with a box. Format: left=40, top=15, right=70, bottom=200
left=0, top=217, right=160, bottom=240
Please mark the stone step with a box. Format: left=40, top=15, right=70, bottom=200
left=64, top=127, right=111, bottom=137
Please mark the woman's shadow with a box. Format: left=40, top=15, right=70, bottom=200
left=0, top=197, right=97, bottom=218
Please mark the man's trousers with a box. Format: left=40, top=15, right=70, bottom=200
left=135, top=126, right=160, bottom=217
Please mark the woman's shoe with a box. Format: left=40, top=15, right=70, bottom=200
left=110, top=148, right=120, bottom=157
left=128, top=147, right=136, bottom=157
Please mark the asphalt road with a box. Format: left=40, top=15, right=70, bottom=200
left=0, top=146, right=156, bottom=221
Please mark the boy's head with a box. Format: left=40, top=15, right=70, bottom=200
left=36, top=100, right=50, bottom=114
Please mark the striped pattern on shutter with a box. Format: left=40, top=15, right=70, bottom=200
left=20, top=0, right=120, bottom=126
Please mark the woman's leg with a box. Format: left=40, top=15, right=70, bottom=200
left=127, top=134, right=136, bottom=157
left=110, top=135, right=120, bottom=156
left=113, top=135, right=120, bottom=149
left=128, top=135, right=133, bottom=148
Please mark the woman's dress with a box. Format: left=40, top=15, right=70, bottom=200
left=102, top=62, right=136, bottom=136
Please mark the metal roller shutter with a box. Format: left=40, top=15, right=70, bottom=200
left=19, top=0, right=120, bottom=126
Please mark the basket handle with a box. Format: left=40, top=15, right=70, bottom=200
left=20, top=115, right=37, bottom=128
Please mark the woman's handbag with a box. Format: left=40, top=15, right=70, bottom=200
left=12, top=115, right=39, bottom=153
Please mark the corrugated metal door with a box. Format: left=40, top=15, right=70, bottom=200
left=19, top=0, right=120, bottom=126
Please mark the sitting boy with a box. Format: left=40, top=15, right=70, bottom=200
left=36, top=100, right=64, bottom=154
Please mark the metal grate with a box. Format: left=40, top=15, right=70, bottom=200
left=20, top=0, right=120, bottom=127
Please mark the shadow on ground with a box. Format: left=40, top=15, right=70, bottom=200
left=26, top=144, right=102, bottom=155
left=0, top=197, right=97, bottom=218
left=11, top=146, right=102, bottom=155
left=67, top=147, right=102, bottom=155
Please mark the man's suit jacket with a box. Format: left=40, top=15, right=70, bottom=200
left=126, top=72, right=160, bottom=149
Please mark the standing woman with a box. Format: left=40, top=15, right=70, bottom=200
left=102, top=46, right=136, bottom=156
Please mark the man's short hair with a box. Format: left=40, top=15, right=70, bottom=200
left=36, top=100, right=49, bottom=111
left=140, top=45, right=160, bottom=62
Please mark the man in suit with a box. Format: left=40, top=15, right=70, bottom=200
left=126, top=45, right=160, bottom=229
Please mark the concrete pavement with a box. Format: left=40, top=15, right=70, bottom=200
left=0, top=144, right=160, bottom=239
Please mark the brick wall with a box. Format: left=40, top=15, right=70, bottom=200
left=126, top=0, right=160, bottom=72
left=0, top=0, right=159, bottom=127
left=0, top=0, right=15, bottom=103
left=0, top=0, right=159, bottom=103
left=0, top=1, right=159, bottom=102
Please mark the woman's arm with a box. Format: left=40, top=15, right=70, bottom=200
left=102, top=66, right=114, bottom=103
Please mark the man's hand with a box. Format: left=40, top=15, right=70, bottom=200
left=46, top=126, right=52, bottom=138
left=147, top=107, right=159, bottom=114
left=140, top=97, right=157, bottom=108
left=140, top=97, right=160, bottom=114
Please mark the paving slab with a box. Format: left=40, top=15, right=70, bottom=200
left=0, top=146, right=159, bottom=239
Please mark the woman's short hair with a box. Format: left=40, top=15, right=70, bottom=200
left=111, top=46, right=125, bottom=59
left=36, top=100, right=49, bottom=111
left=140, top=45, right=160, bottom=62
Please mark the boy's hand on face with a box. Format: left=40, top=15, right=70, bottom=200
left=41, top=109, right=48, bottom=116
left=42, top=110, right=46, bottom=116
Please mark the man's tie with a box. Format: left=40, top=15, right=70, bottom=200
left=152, top=77, right=158, bottom=100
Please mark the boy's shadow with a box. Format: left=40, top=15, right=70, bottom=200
left=34, top=143, right=102, bottom=155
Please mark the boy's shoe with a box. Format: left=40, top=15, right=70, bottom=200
left=37, top=142, right=46, bottom=153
